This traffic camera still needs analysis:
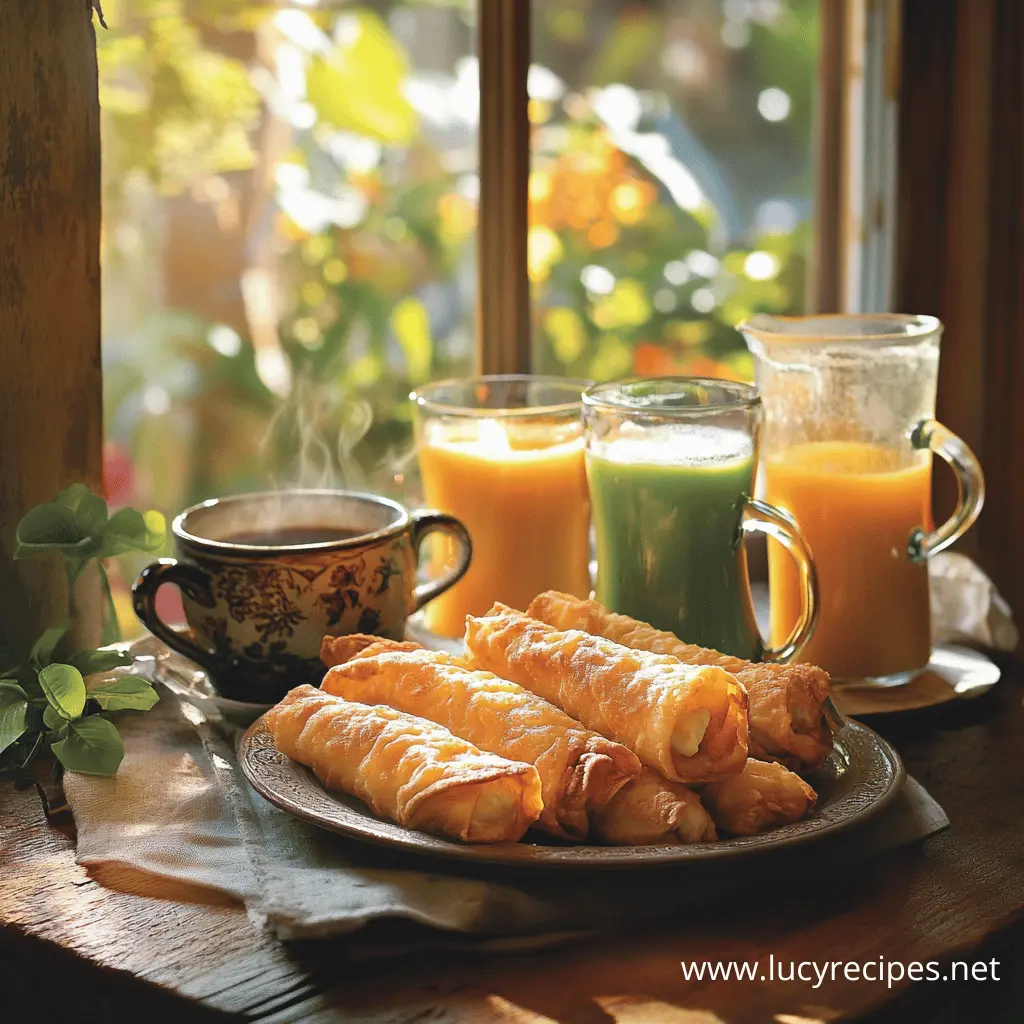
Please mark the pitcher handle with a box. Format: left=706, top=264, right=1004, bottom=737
left=409, top=511, right=473, bottom=612
left=742, top=498, right=819, bottom=664
left=908, top=419, right=985, bottom=561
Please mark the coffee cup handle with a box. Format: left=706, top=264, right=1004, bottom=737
left=409, top=511, right=473, bottom=612
left=132, top=559, right=221, bottom=673
left=908, top=419, right=985, bottom=561
left=742, top=498, right=820, bottom=664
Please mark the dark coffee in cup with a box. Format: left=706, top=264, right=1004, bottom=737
left=222, top=526, right=362, bottom=547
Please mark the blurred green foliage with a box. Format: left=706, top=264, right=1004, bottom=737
left=99, top=0, right=817, bottom=524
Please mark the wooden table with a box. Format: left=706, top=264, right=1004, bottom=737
left=2, top=660, right=1023, bottom=1024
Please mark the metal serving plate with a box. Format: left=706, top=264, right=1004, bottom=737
left=238, top=715, right=905, bottom=870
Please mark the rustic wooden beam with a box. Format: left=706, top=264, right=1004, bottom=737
left=476, top=0, right=531, bottom=375
left=976, top=0, right=1024, bottom=641
left=896, top=0, right=1024, bottom=643
left=809, top=0, right=847, bottom=314
left=0, top=0, right=104, bottom=658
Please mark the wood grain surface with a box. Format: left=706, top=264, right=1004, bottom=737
left=897, top=0, right=1024, bottom=642
left=0, top=0, right=104, bottom=660
left=476, top=0, right=530, bottom=375
left=2, top=661, right=1022, bottom=1024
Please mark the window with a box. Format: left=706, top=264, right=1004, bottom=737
left=7, top=0, right=1021, bottom=652
left=530, top=0, right=818, bottom=383
left=101, top=0, right=478, bottom=520
left=98, top=0, right=817, bottom=628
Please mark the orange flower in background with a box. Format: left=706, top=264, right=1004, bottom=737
left=587, top=220, right=619, bottom=248
left=632, top=346, right=750, bottom=383
left=610, top=180, right=656, bottom=225
left=531, top=126, right=654, bottom=238
left=633, top=343, right=679, bottom=376
left=680, top=354, right=747, bottom=383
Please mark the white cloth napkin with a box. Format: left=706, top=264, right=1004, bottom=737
left=66, top=692, right=257, bottom=899
left=64, top=683, right=948, bottom=944
left=929, top=552, right=1019, bottom=651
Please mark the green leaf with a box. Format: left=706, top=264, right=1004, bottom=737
left=43, top=704, right=67, bottom=732
left=54, top=484, right=109, bottom=536
left=70, top=648, right=134, bottom=676
left=0, top=701, right=28, bottom=754
left=53, top=482, right=95, bottom=508
left=14, top=503, right=91, bottom=558
left=88, top=676, right=159, bottom=713
left=305, top=11, right=416, bottom=144
left=51, top=716, right=124, bottom=776
left=29, top=621, right=69, bottom=670
left=14, top=485, right=112, bottom=561
left=12, top=488, right=166, bottom=570
left=98, top=563, right=122, bottom=646
left=38, top=664, right=87, bottom=720
left=0, top=681, right=28, bottom=702
left=99, top=507, right=167, bottom=557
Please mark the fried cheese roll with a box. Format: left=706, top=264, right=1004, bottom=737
left=463, top=604, right=748, bottom=783
left=319, top=635, right=641, bottom=840
left=321, top=634, right=424, bottom=666
left=699, top=758, right=817, bottom=836
left=527, top=591, right=832, bottom=770
left=591, top=768, right=718, bottom=846
left=264, top=686, right=542, bottom=843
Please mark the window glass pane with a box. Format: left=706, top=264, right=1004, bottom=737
left=530, top=0, right=818, bottom=382
left=100, top=0, right=477, bottom=531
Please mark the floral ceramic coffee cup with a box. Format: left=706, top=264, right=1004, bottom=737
left=132, top=490, right=471, bottom=703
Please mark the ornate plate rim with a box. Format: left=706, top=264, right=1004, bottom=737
left=238, top=716, right=906, bottom=869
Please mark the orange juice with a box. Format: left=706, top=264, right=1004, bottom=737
left=417, top=419, right=591, bottom=636
left=765, top=441, right=933, bottom=679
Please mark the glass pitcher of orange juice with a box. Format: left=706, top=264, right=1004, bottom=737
left=739, top=314, right=985, bottom=685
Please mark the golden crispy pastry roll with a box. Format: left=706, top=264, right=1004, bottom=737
left=699, top=758, right=817, bottom=836
left=527, top=591, right=832, bottom=771
left=464, top=604, right=748, bottom=783
left=592, top=769, right=717, bottom=846
left=263, top=686, right=543, bottom=843
left=321, top=634, right=422, bottom=666
left=320, top=636, right=641, bottom=840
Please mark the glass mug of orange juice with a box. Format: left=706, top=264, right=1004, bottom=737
left=411, top=376, right=592, bottom=637
left=740, top=314, right=985, bottom=685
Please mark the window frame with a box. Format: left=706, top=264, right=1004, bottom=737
left=3, top=0, right=1021, bottom=649
left=476, top=0, right=531, bottom=374
left=478, top=0, right=881, bottom=363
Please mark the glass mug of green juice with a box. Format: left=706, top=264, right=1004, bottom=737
left=582, top=377, right=819, bottom=661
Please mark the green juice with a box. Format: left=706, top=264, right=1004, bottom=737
left=587, top=424, right=763, bottom=659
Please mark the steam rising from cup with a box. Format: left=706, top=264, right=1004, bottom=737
left=252, top=374, right=415, bottom=534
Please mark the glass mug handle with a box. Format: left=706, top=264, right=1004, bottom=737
left=409, top=510, right=473, bottom=611
left=742, top=498, right=820, bottom=664
left=908, top=419, right=985, bottom=561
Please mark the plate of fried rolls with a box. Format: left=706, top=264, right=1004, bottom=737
left=239, top=593, right=905, bottom=867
